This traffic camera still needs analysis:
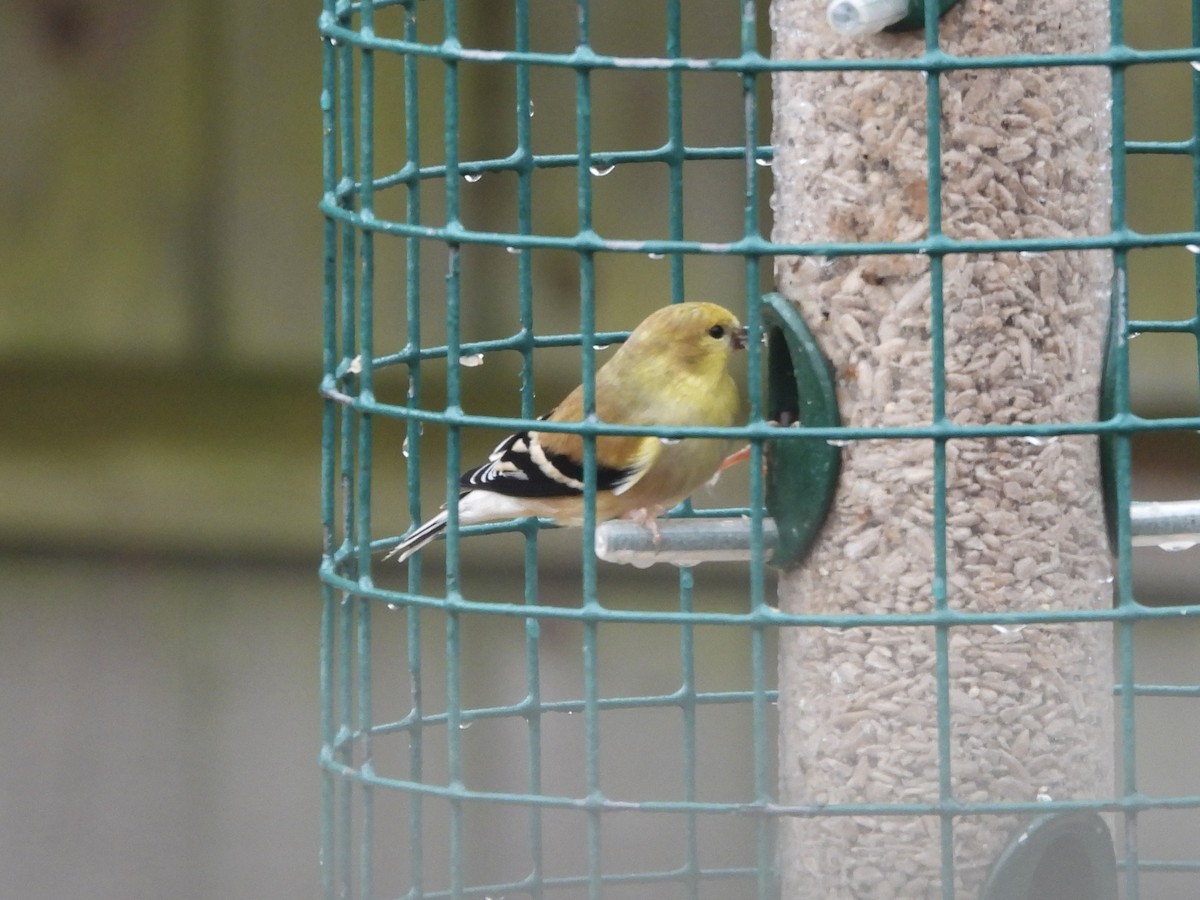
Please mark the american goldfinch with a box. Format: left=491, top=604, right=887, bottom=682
left=386, top=301, right=747, bottom=563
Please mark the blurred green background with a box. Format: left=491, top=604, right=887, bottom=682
left=1, top=1, right=1197, bottom=898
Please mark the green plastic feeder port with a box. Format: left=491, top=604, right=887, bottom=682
left=1099, top=296, right=1123, bottom=551
left=761, top=293, right=842, bottom=568
left=980, top=812, right=1117, bottom=900
left=826, top=0, right=962, bottom=38
left=886, top=0, right=963, bottom=32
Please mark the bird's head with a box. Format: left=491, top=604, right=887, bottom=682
left=620, top=301, right=748, bottom=374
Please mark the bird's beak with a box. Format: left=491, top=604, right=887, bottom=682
left=731, top=326, right=749, bottom=350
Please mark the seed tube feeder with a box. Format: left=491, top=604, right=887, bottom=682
left=770, top=0, right=1116, bottom=896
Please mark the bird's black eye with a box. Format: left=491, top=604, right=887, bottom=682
left=708, top=324, right=725, bottom=339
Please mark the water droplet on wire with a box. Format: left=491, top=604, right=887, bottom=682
left=1158, top=539, right=1198, bottom=552
left=991, top=624, right=1027, bottom=635
left=755, top=157, right=773, bottom=167
left=459, top=353, right=485, bottom=368
left=464, top=172, right=483, bottom=183
left=647, top=252, right=665, bottom=260
left=589, top=163, right=616, bottom=177
left=1187, top=244, right=1200, bottom=254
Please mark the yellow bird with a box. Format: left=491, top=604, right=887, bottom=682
left=386, top=301, right=747, bottom=563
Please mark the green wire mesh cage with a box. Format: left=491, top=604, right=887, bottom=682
left=319, top=1, right=1200, bottom=897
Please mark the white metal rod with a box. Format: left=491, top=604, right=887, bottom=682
left=1130, top=499, right=1200, bottom=548
left=595, top=518, right=779, bottom=567
left=596, top=500, right=1200, bottom=565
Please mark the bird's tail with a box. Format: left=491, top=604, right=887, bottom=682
left=383, top=510, right=450, bottom=564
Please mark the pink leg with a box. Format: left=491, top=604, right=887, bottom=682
left=717, top=423, right=780, bottom=476
left=718, top=444, right=752, bottom=471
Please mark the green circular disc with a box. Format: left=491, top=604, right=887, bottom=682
left=980, top=812, right=1117, bottom=900
left=761, top=293, right=842, bottom=568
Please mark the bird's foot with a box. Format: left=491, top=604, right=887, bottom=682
left=624, top=505, right=666, bottom=546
